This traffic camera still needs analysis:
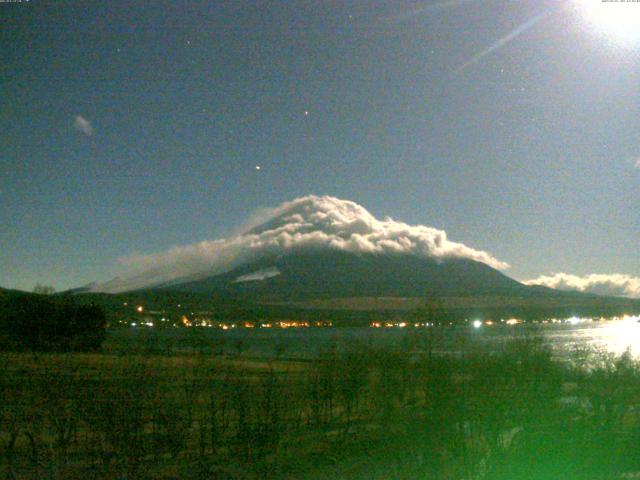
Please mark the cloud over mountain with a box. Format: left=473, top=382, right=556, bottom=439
left=524, top=273, right=640, bottom=299
left=95, top=195, right=509, bottom=293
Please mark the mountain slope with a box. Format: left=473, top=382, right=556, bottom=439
left=167, top=250, right=529, bottom=300
left=138, top=249, right=640, bottom=321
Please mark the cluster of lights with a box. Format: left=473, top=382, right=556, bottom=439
left=470, top=316, right=605, bottom=329
left=139, top=319, right=333, bottom=329
left=278, top=321, right=310, bottom=328
left=129, top=321, right=157, bottom=328
left=370, top=321, right=434, bottom=328
left=125, top=304, right=639, bottom=330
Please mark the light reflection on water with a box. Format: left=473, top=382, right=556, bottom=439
left=548, top=316, right=640, bottom=357
left=108, top=315, right=640, bottom=359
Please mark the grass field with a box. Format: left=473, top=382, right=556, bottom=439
left=2, top=332, right=640, bottom=479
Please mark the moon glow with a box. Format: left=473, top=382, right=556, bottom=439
left=577, top=0, right=640, bottom=44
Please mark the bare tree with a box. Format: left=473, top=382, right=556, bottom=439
left=33, top=284, right=56, bottom=295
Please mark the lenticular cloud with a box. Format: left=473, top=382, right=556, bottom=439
left=524, top=273, right=640, bottom=299
left=96, top=195, right=509, bottom=293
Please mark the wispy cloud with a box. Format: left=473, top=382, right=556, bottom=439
left=74, top=115, right=93, bottom=136
left=94, top=195, right=509, bottom=293
left=524, top=273, right=640, bottom=298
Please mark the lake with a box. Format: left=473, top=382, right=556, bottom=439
left=104, top=315, right=640, bottom=360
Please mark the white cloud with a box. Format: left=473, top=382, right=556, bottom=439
left=95, top=195, right=509, bottom=293
left=74, top=115, right=93, bottom=136
left=523, top=273, right=640, bottom=298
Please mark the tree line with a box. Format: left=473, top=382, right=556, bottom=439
left=0, top=291, right=106, bottom=352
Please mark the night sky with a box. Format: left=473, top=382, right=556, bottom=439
left=2, top=0, right=639, bottom=292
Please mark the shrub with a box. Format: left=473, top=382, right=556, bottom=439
left=0, top=294, right=106, bottom=352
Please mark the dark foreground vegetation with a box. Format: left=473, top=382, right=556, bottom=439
left=0, top=292, right=106, bottom=352
left=2, top=331, right=640, bottom=479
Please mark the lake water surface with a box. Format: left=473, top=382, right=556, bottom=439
left=106, top=315, right=640, bottom=360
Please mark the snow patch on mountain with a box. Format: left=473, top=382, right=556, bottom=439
left=234, top=267, right=281, bottom=283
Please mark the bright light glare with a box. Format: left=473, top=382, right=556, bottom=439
left=473, top=320, right=482, bottom=329
left=577, top=0, right=640, bottom=44
left=599, top=315, right=640, bottom=357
